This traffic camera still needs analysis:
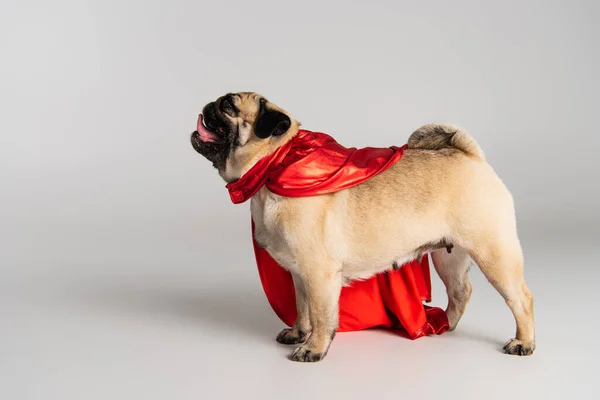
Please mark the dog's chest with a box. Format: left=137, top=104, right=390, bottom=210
left=250, top=190, right=299, bottom=273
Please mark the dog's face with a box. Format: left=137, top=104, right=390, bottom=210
left=190, top=92, right=299, bottom=182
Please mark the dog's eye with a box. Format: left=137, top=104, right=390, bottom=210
left=221, top=98, right=233, bottom=111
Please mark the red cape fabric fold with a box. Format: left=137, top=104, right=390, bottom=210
left=229, top=129, right=449, bottom=339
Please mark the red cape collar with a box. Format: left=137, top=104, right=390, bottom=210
left=226, top=129, right=407, bottom=204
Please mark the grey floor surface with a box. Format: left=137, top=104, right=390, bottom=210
left=1, top=222, right=597, bottom=400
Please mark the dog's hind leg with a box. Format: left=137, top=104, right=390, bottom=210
left=431, top=245, right=473, bottom=331
left=467, top=237, right=535, bottom=356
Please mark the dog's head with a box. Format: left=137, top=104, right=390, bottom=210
left=190, top=92, right=300, bottom=182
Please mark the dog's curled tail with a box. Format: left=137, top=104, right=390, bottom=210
left=407, top=124, right=485, bottom=159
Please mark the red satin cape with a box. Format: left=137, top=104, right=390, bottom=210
left=228, top=129, right=449, bottom=339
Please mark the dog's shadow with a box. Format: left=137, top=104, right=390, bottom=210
left=71, top=280, right=506, bottom=353
left=73, top=280, right=281, bottom=340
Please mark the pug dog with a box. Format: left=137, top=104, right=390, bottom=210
left=190, top=92, right=535, bottom=362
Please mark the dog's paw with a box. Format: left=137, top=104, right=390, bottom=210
left=503, top=339, right=535, bottom=356
left=276, top=328, right=308, bottom=345
left=290, top=345, right=326, bottom=363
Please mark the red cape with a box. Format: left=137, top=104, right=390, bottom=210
left=227, top=129, right=449, bottom=339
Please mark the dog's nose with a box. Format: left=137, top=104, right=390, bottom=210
left=202, top=101, right=216, bottom=116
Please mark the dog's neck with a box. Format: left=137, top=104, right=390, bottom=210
left=220, top=127, right=301, bottom=183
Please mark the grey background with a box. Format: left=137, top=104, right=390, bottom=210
left=1, top=0, right=598, bottom=399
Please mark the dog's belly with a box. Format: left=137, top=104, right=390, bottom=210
left=342, top=253, right=417, bottom=281
left=253, top=209, right=418, bottom=284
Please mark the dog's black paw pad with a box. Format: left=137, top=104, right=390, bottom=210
left=276, top=328, right=307, bottom=345
left=503, top=339, right=535, bottom=356
left=290, top=346, right=325, bottom=362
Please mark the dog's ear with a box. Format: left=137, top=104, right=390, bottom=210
left=254, top=107, right=291, bottom=139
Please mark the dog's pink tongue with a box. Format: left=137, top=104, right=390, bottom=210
left=196, top=114, right=221, bottom=143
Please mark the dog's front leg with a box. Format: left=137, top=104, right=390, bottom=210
left=290, top=266, right=342, bottom=362
left=277, top=273, right=311, bottom=344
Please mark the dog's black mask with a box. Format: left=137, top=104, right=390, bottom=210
left=190, top=96, right=238, bottom=170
